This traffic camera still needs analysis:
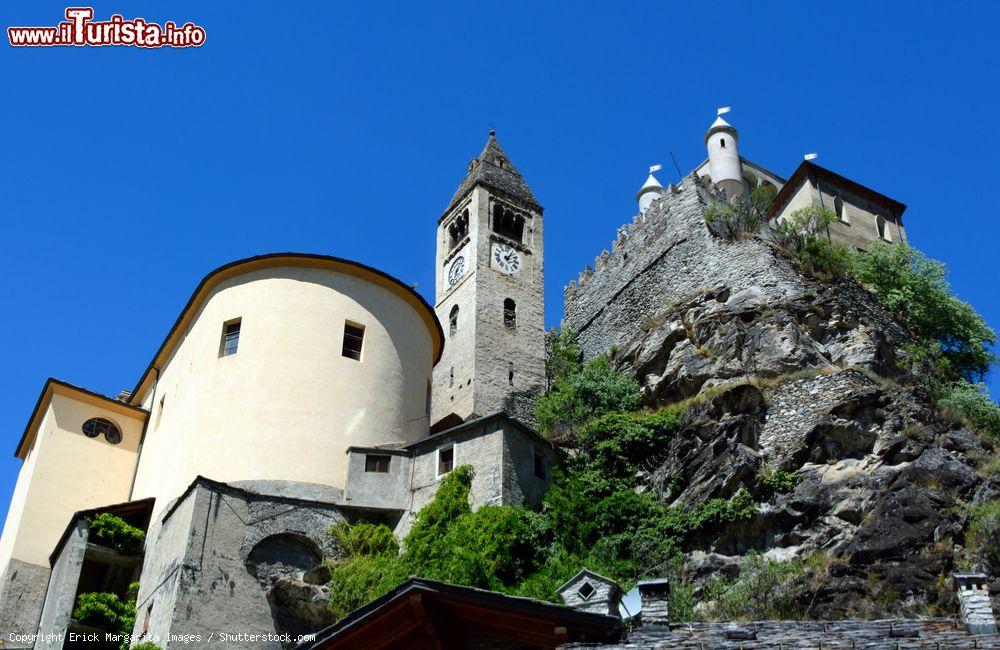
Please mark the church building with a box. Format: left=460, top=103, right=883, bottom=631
left=0, top=134, right=554, bottom=648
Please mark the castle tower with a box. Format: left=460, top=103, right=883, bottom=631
left=432, top=132, right=545, bottom=423
left=705, top=111, right=745, bottom=199
left=637, top=166, right=665, bottom=212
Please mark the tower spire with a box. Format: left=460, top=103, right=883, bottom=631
left=447, top=132, right=538, bottom=212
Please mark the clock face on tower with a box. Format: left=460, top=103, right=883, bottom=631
left=492, top=242, right=521, bottom=275
left=448, top=255, right=467, bottom=286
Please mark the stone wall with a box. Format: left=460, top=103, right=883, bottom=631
left=341, top=448, right=412, bottom=511
left=133, top=478, right=344, bottom=649
left=34, top=522, right=88, bottom=649
left=0, top=559, right=49, bottom=648
left=562, top=175, right=807, bottom=360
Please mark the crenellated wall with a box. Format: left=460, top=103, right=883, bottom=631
left=562, top=175, right=809, bottom=359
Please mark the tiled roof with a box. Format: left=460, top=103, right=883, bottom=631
left=560, top=618, right=1000, bottom=648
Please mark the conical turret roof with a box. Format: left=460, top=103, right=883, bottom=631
left=638, top=172, right=664, bottom=195
left=705, top=114, right=738, bottom=143
left=447, top=132, right=539, bottom=211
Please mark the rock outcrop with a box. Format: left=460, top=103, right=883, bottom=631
left=608, top=254, right=999, bottom=619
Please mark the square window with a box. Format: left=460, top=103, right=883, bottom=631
left=365, top=454, right=391, bottom=473
left=577, top=582, right=596, bottom=600
left=342, top=323, right=365, bottom=360
left=437, top=445, right=454, bottom=477
left=220, top=319, right=241, bottom=357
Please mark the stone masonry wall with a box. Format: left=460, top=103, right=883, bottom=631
left=34, top=522, right=88, bottom=649
left=563, top=175, right=808, bottom=360
left=134, top=479, right=344, bottom=649
left=0, top=559, right=49, bottom=648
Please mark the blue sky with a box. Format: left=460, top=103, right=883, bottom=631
left=0, top=1, right=997, bottom=527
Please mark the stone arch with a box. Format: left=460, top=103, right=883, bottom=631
left=245, top=533, right=332, bottom=640
left=245, top=533, right=321, bottom=584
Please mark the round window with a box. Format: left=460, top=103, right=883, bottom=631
left=82, top=418, right=122, bottom=445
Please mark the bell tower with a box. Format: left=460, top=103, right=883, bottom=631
left=432, top=131, right=545, bottom=425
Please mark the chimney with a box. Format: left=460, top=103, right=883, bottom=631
left=637, top=578, right=670, bottom=627
left=953, top=573, right=997, bottom=635
left=556, top=568, right=622, bottom=617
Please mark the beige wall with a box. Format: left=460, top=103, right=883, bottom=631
left=774, top=178, right=906, bottom=250
left=0, top=391, right=142, bottom=571
left=130, top=265, right=436, bottom=518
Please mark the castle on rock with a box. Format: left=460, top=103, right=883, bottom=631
left=0, top=112, right=912, bottom=648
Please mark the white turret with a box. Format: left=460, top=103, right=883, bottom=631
left=705, top=110, right=744, bottom=199
left=637, top=165, right=665, bottom=212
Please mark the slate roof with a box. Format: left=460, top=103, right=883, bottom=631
left=559, top=618, right=1000, bottom=648
left=446, top=132, right=539, bottom=213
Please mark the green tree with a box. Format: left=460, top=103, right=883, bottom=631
left=545, top=327, right=583, bottom=389
left=329, top=520, right=398, bottom=557
left=534, top=357, right=642, bottom=437
left=851, top=242, right=997, bottom=382
left=938, top=381, right=1000, bottom=439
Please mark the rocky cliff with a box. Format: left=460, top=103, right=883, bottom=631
left=604, top=239, right=1000, bottom=618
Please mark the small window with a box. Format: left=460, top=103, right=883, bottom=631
left=449, top=305, right=459, bottom=337
left=82, top=418, right=122, bottom=445
left=342, top=323, right=365, bottom=360
left=876, top=215, right=890, bottom=241
left=220, top=319, right=241, bottom=357
left=834, top=196, right=846, bottom=222
left=365, top=454, right=391, bottom=473
left=533, top=448, right=547, bottom=480
left=449, top=367, right=454, bottom=388
left=155, top=395, right=165, bottom=429
left=437, top=445, right=454, bottom=477
left=508, top=361, right=514, bottom=386
left=503, top=298, right=516, bottom=329
left=720, top=138, right=726, bottom=148
left=577, top=581, right=596, bottom=600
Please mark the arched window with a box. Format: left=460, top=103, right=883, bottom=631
left=503, top=299, right=516, bottom=329
left=494, top=204, right=525, bottom=242
left=834, top=196, right=846, bottom=222
left=448, top=210, right=469, bottom=249
left=449, top=305, right=459, bottom=337
left=82, top=418, right=122, bottom=445
left=720, top=138, right=726, bottom=148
